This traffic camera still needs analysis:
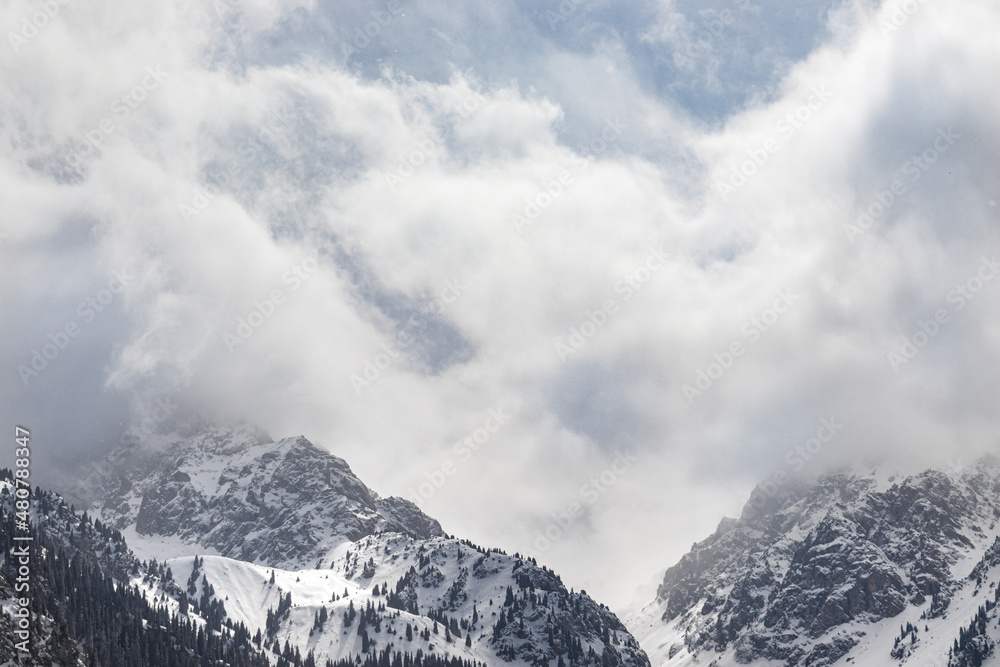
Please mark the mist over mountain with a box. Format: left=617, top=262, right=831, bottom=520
left=58, top=422, right=650, bottom=667
left=627, top=456, right=1000, bottom=666
left=2, top=0, right=999, bottom=632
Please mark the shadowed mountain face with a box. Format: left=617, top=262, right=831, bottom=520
left=65, top=422, right=651, bottom=667
left=0, top=472, right=273, bottom=666
left=628, top=457, right=1000, bottom=667
left=70, top=423, right=444, bottom=568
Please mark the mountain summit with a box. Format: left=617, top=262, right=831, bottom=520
left=71, top=423, right=443, bottom=567
left=627, top=457, right=1000, bottom=667
left=68, top=423, right=649, bottom=667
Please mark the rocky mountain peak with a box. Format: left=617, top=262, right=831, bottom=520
left=629, top=456, right=1000, bottom=667
left=57, top=421, right=651, bottom=667
left=72, top=422, right=444, bottom=568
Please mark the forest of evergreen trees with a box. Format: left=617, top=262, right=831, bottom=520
left=0, top=475, right=271, bottom=666
left=323, top=649, right=485, bottom=667
left=0, top=473, right=505, bottom=667
left=0, top=469, right=630, bottom=667
left=948, top=588, right=999, bottom=667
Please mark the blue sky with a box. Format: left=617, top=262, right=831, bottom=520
left=1, top=0, right=999, bottom=608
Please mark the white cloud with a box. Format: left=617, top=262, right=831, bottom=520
left=1, top=0, right=999, bottom=610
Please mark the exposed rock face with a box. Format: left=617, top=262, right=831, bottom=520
left=71, top=424, right=444, bottom=568
left=69, top=422, right=652, bottom=667
left=629, top=457, right=1000, bottom=667
left=317, top=534, right=651, bottom=667
left=1, top=472, right=279, bottom=667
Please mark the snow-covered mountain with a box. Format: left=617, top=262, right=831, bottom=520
left=0, top=472, right=271, bottom=666
left=69, top=423, right=650, bottom=667
left=626, top=457, right=1000, bottom=667
left=68, top=422, right=443, bottom=568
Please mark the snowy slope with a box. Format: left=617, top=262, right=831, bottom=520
left=159, top=529, right=648, bottom=667
left=162, top=540, right=537, bottom=666
left=72, top=423, right=650, bottom=667
left=0, top=472, right=275, bottom=666
left=627, top=457, right=1000, bottom=667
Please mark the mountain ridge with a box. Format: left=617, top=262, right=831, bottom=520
left=65, top=422, right=650, bottom=667
left=626, top=456, right=1000, bottom=667
left=70, top=423, right=445, bottom=568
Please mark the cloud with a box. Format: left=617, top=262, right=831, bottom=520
left=1, top=0, right=999, bottom=609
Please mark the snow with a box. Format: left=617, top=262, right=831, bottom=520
left=626, top=459, right=1000, bottom=666
left=163, top=537, right=515, bottom=665
left=619, top=568, right=666, bottom=618
left=122, top=524, right=222, bottom=563
left=167, top=555, right=356, bottom=635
